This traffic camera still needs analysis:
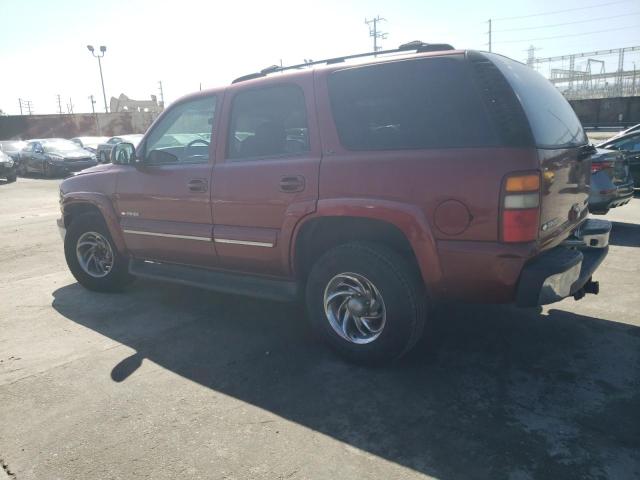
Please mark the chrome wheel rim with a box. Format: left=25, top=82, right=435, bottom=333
left=323, top=272, right=386, bottom=344
left=76, top=231, right=114, bottom=278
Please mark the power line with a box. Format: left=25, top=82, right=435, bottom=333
left=494, top=12, right=640, bottom=32
left=493, top=0, right=632, bottom=21
left=494, top=25, right=639, bottom=44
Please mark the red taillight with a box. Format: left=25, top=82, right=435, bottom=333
left=501, top=173, right=540, bottom=243
left=591, top=161, right=614, bottom=174
left=503, top=209, right=539, bottom=242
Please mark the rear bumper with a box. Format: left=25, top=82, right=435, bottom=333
left=515, top=218, right=611, bottom=307
left=589, top=181, right=634, bottom=211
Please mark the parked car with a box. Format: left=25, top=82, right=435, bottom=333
left=71, top=136, right=110, bottom=154
left=95, top=134, right=143, bottom=163
left=19, top=139, right=97, bottom=177
left=588, top=148, right=634, bottom=214
left=58, top=43, right=610, bottom=364
left=0, top=150, right=17, bottom=182
left=597, top=131, right=640, bottom=189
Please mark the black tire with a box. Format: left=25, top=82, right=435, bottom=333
left=64, top=213, right=133, bottom=292
left=17, top=161, right=27, bottom=176
left=6, top=174, right=16, bottom=183
left=305, top=242, right=427, bottom=365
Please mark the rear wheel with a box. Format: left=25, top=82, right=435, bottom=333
left=6, top=173, right=16, bottom=183
left=64, top=213, right=133, bottom=292
left=305, top=242, right=427, bottom=365
left=17, top=161, right=27, bottom=176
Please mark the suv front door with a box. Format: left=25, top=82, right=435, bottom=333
left=212, top=79, right=320, bottom=276
left=115, top=94, right=220, bottom=267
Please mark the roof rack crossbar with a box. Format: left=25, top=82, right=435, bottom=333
left=231, top=41, right=454, bottom=83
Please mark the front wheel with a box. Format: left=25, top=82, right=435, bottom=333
left=305, top=242, right=427, bottom=365
left=17, top=161, right=27, bottom=176
left=6, top=173, right=16, bottom=183
left=64, top=213, right=133, bottom=292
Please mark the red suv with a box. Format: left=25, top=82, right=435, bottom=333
left=58, top=43, right=610, bottom=364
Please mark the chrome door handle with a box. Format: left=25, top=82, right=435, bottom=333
left=188, top=179, right=208, bottom=192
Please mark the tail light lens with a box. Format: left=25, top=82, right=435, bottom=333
left=502, top=173, right=540, bottom=243
left=591, top=161, right=614, bottom=174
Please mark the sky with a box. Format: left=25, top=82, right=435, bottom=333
left=0, top=0, right=639, bottom=115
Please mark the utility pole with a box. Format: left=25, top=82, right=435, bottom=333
left=365, top=16, right=387, bottom=52
left=158, top=80, right=165, bottom=110
left=488, top=19, right=492, bottom=53
left=87, top=45, right=109, bottom=113
left=18, top=98, right=23, bottom=115
left=67, top=97, right=74, bottom=114
left=89, top=94, right=101, bottom=135
left=57, top=94, right=63, bottom=114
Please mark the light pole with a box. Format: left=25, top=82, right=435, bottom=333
left=87, top=45, right=108, bottom=113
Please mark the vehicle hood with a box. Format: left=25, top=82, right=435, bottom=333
left=49, top=150, right=93, bottom=159
left=71, top=163, right=115, bottom=176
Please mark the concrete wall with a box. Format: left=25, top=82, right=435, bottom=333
left=569, top=96, right=640, bottom=127
left=0, top=112, right=158, bottom=140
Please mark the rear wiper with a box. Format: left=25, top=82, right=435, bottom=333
left=577, top=144, right=597, bottom=161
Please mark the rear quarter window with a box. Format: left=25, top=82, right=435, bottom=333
left=486, top=53, right=587, bottom=149
left=327, top=56, right=499, bottom=151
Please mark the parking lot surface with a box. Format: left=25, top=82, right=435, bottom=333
left=1, top=178, right=639, bottom=480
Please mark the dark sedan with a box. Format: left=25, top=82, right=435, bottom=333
left=597, top=131, right=640, bottom=189
left=95, top=134, right=143, bottom=163
left=0, top=150, right=17, bottom=182
left=18, top=139, right=97, bottom=178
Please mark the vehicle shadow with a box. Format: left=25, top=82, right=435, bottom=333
left=51, top=283, right=640, bottom=479
left=610, top=221, right=640, bottom=247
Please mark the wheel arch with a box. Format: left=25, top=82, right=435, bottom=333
left=291, top=199, right=443, bottom=295
left=62, top=193, right=127, bottom=253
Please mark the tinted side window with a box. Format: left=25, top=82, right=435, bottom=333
left=327, top=57, right=498, bottom=151
left=486, top=53, right=587, bottom=149
left=145, top=95, right=216, bottom=165
left=228, top=85, right=309, bottom=160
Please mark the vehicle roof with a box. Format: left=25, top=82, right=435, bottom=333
left=27, top=138, right=66, bottom=143
left=174, top=47, right=467, bottom=106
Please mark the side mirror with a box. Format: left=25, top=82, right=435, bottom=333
left=111, top=142, right=137, bottom=165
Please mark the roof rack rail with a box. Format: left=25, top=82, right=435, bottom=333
left=231, top=41, right=455, bottom=84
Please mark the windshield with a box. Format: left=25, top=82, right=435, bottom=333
left=486, top=53, right=587, bottom=149
left=43, top=140, right=83, bottom=153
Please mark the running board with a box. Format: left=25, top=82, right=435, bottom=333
left=129, top=259, right=298, bottom=302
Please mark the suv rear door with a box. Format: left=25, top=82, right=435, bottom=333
left=486, top=54, right=591, bottom=247
left=211, top=77, right=320, bottom=276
